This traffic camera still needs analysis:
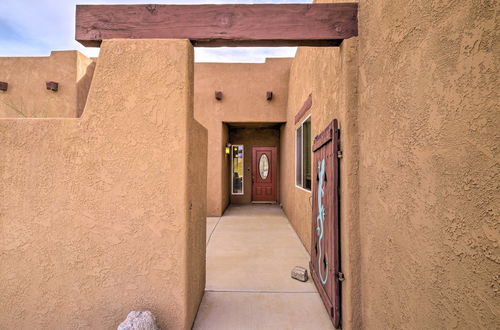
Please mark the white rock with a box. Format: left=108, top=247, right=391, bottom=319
left=117, top=311, right=160, bottom=330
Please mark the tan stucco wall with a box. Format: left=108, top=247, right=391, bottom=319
left=194, top=58, right=291, bottom=216
left=0, top=39, right=207, bottom=330
left=280, top=26, right=361, bottom=330
left=356, top=0, right=498, bottom=328
left=281, top=0, right=498, bottom=329
left=0, top=0, right=496, bottom=328
left=0, top=51, right=95, bottom=118
left=229, top=126, right=281, bottom=204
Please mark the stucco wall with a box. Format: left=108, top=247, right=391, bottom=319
left=280, top=21, right=361, bottom=330
left=0, top=39, right=207, bottom=330
left=194, top=58, right=291, bottom=216
left=229, top=126, right=281, bottom=204
left=0, top=51, right=94, bottom=118
left=281, top=0, right=498, bottom=329
left=356, top=0, right=498, bottom=328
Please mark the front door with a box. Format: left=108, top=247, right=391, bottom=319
left=252, top=146, right=277, bottom=202
left=310, top=119, right=341, bottom=328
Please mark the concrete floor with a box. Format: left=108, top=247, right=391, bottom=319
left=193, top=204, right=335, bottom=330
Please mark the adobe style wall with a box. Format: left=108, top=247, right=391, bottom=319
left=281, top=0, right=498, bottom=329
left=356, top=0, right=498, bottom=328
left=0, top=51, right=95, bottom=118
left=0, top=39, right=207, bottom=330
left=194, top=58, right=291, bottom=216
left=280, top=22, right=361, bottom=330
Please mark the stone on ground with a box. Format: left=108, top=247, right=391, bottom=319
left=117, top=311, right=160, bottom=330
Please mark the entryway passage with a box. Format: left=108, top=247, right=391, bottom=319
left=193, top=204, right=335, bottom=329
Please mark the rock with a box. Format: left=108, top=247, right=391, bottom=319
left=117, top=311, right=160, bottom=330
left=291, top=266, right=308, bottom=282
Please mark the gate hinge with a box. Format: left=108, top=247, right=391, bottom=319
left=337, top=150, right=343, bottom=159
left=337, top=272, right=345, bottom=282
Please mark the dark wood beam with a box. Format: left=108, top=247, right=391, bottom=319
left=295, top=94, right=312, bottom=124
left=75, top=4, right=358, bottom=47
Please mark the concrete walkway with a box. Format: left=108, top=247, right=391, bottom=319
left=193, top=204, right=335, bottom=330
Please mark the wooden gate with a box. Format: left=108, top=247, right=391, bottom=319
left=310, top=119, right=342, bottom=328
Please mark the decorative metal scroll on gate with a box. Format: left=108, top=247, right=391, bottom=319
left=310, top=119, right=341, bottom=329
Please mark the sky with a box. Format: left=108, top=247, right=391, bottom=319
left=0, top=0, right=312, bottom=63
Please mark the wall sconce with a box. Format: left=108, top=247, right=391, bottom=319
left=215, top=91, right=223, bottom=101
left=225, top=143, right=231, bottom=155
left=266, top=91, right=273, bottom=101
left=46, top=81, right=59, bottom=91
left=0, top=81, right=8, bottom=91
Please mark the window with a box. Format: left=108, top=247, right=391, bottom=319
left=231, top=145, right=244, bottom=194
left=296, top=117, right=311, bottom=190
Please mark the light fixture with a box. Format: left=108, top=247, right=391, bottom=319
left=0, top=81, right=8, bottom=91
left=215, top=91, right=223, bottom=101
left=46, top=81, right=59, bottom=91
left=266, top=91, right=273, bottom=101
left=225, top=143, right=231, bottom=155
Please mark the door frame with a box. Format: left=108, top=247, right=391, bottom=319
left=251, top=146, right=277, bottom=202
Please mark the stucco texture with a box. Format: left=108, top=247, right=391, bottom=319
left=0, top=51, right=95, bottom=118
left=279, top=11, right=361, bottom=330
left=194, top=59, right=291, bottom=216
left=0, top=39, right=207, bottom=330
left=281, top=0, right=499, bottom=329
left=356, top=0, right=499, bottom=328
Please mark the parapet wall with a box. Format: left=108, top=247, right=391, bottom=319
left=0, top=39, right=207, bottom=330
left=0, top=51, right=95, bottom=118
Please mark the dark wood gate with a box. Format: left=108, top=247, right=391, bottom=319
left=310, top=119, right=341, bottom=328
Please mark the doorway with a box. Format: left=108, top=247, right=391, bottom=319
left=227, top=123, right=281, bottom=205
left=252, top=146, right=277, bottom=202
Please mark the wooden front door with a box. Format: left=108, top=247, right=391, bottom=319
left=252, top=146, right=277, bottom=202
left=310, top=120, right=341, bottom=328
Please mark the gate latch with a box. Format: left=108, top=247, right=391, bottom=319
left=337, top=150, right=343, bottom=159
left=337, top=272, right=345, bottom=282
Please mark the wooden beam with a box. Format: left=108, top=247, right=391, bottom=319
left=295, top=94, right=313, bottom=124
left=75, top=4, right=358, bottom=47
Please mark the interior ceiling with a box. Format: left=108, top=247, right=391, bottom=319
left=225, top=122, right=284, bottom=129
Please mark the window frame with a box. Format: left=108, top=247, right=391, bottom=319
left=295, top=115, right=312, bottom=192
left=231, top=144, right=244, bottom=195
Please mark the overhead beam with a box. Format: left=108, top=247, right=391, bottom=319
left=75, top=4, right=358, bottom=47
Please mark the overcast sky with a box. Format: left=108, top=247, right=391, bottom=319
left=0, top=0, right=312, bottom=62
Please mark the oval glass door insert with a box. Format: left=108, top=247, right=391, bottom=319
left=259, top=154, right=269, bottom=179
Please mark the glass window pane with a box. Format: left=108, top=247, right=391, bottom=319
left=259, top=154, right=269, bottom=179
left=302, top=118, right=311, bottom=190
left=232, top=145, right=244, bottom=194
left=296, top=127, right=303, bottom=186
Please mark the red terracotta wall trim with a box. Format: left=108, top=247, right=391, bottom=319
left=294, top=93, right=312, bottom=124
